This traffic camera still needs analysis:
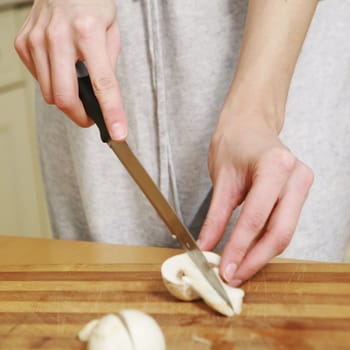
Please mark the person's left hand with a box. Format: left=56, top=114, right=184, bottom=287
left=197, top=111, right=314, bottom=286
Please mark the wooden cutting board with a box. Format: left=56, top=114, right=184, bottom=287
left=0, top=261, right=349, bottom=350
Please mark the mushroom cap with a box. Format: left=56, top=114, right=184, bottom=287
left=119, top=309, right=166, bottom=350
left=79, top=314, right=133, bottom=350
left=78, top=311, right=166, bottom=350
left=161, top=251, right=245, bottom=317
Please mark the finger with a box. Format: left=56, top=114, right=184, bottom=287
left=23, top=6, right=53, bottom=103
left=46, top=18, right=91, bottom=126
left=226, top=162, right=314, bottom=286
left=23, top=6, right=55, bottom=106
left=76, top=21, right=127, bottom=141
left=106, top=20, right=121, bottom=70
left=197, top=173, right=242, bottom=251
left=28, top=27, right=54, bottom=104
left=220, top=148, right=295, bottom=283
left=14, top=15, right=38, bottom=79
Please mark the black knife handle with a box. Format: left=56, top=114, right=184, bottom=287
left=76, top=62, right=111, bottom=143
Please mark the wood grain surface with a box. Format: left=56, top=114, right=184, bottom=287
left=0, top=262, right=349, bottom=350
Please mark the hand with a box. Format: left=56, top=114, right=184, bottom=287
left=198, top=113, right=314, bottom=286
left=197, top=0, right=317, bottom=287
left=14, top=0, right=127, bottom=141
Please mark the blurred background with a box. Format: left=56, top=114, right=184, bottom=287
left=0, top=0, right=349, bottom=261
left=0, top=1, right=52, bottom=239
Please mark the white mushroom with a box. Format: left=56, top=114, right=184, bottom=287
left=161, top=251, right=244, bottom=317
left=78, top=310, right=166, bottom=350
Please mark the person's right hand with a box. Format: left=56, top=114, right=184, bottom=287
left=15, top=0, right=127, bottom=141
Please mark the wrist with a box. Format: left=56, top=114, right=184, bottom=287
left=220, top=79, right=287, bottom=134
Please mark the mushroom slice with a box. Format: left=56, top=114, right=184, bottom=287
left=78, top=310, right=166, bottom=350
left=161, top=251, right=244, bottom=317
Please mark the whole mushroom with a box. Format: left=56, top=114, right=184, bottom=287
left=78, top=310, right=166, bottom=350
left=161, top=251, right=244, bottom=317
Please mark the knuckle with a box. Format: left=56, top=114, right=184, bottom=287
left=92, top=75, right=117, bottom=93
left=45, top=23, right=66, bottom=44
left=72, top=15, right=99, bottom=39
left=228, top=184, right=245, bottom=206
left=27, top=29, right=44, bottom=49
left=233, top=245, right=249, bottom=262
left=14, top=33, right=25, bottom=54
left=263, top=148, right=296, bottom=175
left=219, top=204, right=234, bottom=222
left=53, top=93, right=73, bottom=111
left=244, top=210, right=265, bottom=233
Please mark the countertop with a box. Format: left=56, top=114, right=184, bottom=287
left=0, top=236, right=349, bottom=349
left=0, top=235, right=180, bottom=265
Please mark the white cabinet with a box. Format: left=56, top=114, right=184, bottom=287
left=0, top=5, right=52, bottom=238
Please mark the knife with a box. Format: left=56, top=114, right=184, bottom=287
left=76, top=61, right=233, bottom=312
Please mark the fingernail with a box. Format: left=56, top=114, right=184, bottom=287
left=196, top=238, right=203, bottom=249
left=111, top=123, right=127, bottom=140
left=223, top=263, right=237, bottom=283
left=230, top=279, right=242, bottom=287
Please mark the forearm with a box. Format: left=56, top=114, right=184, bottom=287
left=223, top=0, right=318, bottom=132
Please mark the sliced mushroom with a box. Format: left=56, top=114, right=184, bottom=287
left=161, top=251, right=244, bottom=317
left=78, top=310, right=166, bottom=350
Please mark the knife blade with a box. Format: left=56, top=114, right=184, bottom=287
left=76, top=61, right=234, bottom=311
